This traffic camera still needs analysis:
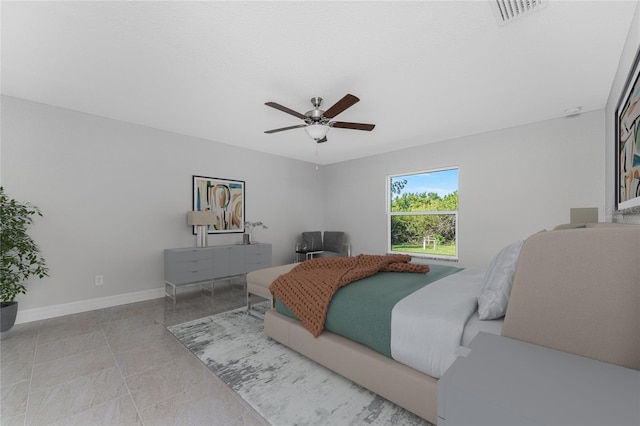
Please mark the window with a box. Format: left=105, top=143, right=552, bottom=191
left=388, top=168, right=459, bottom=260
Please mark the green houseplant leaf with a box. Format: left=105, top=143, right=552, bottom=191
left=0, top=187, right=49, bottom=302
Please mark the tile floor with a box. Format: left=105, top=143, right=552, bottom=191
left=0, top=281, right=269, bottom=425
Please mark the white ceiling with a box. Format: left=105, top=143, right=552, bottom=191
left=2, top=1, right=637, bottom=165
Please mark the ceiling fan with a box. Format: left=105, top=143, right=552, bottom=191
left=264, top=94, right=375, bottom=143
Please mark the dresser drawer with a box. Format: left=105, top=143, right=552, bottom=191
left=246, top=251, right=270, bottom=264
left=165, top=257, right=213, bottom=274
left=165, top=248, right=213, bottom=262
left=246, top=244, right=272, bottom=273
left=246, top=259, right=272, bottom=273
left=165, top=269, right=213, bottom=285
left=245, top=244, right=268, bottom=256
left=245, top=244, right=271, bottom=267
left=164, top=248, right=214, bottom=285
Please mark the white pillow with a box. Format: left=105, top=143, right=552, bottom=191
left=477, top=239, right=524, bottom=320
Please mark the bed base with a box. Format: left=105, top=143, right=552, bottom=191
left=264, top=309, right=439, bottom=424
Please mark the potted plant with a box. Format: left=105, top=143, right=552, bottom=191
left=0, top=187, right=49, bottom=333
left=244, top=220, right=268, bottom=244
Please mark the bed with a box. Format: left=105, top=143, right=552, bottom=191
left=271, top=261, right=503, bottom=379
left=251, top=223, right=640, bottom=424
left=253, top=257, right=507, bottom=423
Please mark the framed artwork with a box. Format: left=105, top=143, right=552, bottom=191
left=192, top=175, right=245, bottom=234
left=615, top=45, right=640, bottom=211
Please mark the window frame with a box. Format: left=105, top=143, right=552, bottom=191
left=386, top=167, right=459, bottom=261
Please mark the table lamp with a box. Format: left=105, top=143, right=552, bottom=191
left=187, top=211, right=216, bottom=247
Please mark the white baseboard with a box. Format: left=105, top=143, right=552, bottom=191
left=15, top=288, right=166, bottom=324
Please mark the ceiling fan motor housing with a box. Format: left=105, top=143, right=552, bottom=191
left=305, top=108, right=325, bottom=123
left=306, top=97, right=325, bottom=123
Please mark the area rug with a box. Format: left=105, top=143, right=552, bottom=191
left=167, top=306, right=430, bottom=426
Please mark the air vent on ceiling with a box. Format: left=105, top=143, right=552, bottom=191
left=490, top=0, right=548, bottom=25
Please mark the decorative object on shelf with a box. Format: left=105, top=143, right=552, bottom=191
left=192, top=175, right=245, bottom=234
left=615, top=44, right=640, bottom=211
left=244, top=221, right=268, bottom=244
left=0, top=187, right=49, bottom=333
left=187, top=211, right=216, bottom=247
left=569, top=207, right=598, bottom=224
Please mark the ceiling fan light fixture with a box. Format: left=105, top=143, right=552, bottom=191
left=305, top=123, right=330, bottom=141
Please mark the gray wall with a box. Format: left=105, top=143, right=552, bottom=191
left=324, top=0, right=640, bottom=267
left=1, top=96, right=323, bottom=317
left=322, top=111, right=605, bottom=268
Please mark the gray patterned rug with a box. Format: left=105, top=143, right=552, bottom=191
left=167, top=306, right=430, bottom=426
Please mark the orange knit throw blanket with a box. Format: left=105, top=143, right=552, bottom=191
left=269, top=254, right=430, bottom=337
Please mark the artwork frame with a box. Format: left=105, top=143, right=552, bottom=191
left=192, top=175, right=245, bottom=234
left=615, top=45, right=640, bottom=211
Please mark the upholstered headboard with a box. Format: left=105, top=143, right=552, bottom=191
left=502, top=225, right=640, bottom=370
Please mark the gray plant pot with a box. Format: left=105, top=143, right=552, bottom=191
left=0, top=301, right=18, bottom=332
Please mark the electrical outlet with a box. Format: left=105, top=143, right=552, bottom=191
left=95, top=275, right=104, bottom=286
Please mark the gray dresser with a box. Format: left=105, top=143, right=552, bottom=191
left=164, top=243, right=272, bottom=302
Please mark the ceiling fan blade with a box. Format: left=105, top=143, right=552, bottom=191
left=323, top=94, right=360, bottom=119
left=265, top=102, right=308, bottom=120
left=316, top=136, right=328, bottom=144
left=331, top=121, right=375, bottom=131
left=264, top=124, right=307, bottom=134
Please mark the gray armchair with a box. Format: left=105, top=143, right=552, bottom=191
left=295, top=231, right=351, bottom=262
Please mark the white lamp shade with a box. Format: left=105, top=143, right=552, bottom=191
left=187, top=211, right=216, bottom=226
left=304, top=124, right=330, bottom=141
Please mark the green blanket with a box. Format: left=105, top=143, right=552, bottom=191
left=275, top=263, right=462, bottom=357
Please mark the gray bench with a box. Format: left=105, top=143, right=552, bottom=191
left=246, top=263, right=295, bottom=315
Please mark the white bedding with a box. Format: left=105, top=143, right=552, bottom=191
left=461, top=311, right=504, bottom=347
left=390, top=268, right=485, bottom=379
